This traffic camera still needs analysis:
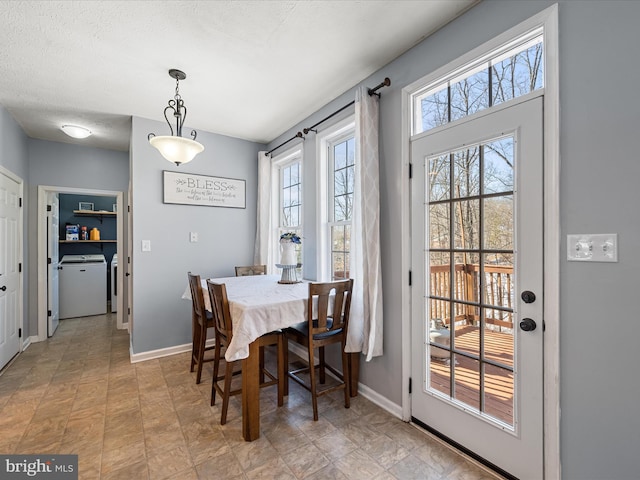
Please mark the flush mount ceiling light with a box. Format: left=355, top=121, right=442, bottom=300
left=148, top=69, right=204, bottom=166
left=61, top=124, right=92, bottom=139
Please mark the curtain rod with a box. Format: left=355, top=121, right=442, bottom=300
left=266, top=77, right=390, bottom=156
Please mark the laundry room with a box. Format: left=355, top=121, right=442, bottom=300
left=58, top=193, right=118, bottom=317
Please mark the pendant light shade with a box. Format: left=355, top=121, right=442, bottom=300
left=149, top=135, right=204, bottom=166
left=148, top=69, right=204, bottom=166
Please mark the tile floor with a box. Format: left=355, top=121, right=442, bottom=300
left=0, top=314, right=502, bottom=479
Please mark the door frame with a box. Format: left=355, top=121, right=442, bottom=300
left=0, top=165, right=24, bottom=354
left=36, top=185, right=125, bottom=342
left=399, top=5, right=560, bottom=478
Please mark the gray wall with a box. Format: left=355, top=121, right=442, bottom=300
left=266, top=1, right=640, bottom=478
left=129, top=116, right=262, bottom=354
left=0, top=106, right=29, bottom=336
left=27, top=139, right=129, bottom=336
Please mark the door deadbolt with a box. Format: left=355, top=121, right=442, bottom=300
left=520, top=318, right=537, bottom=331
left=521, top=291, right=536, bottom=303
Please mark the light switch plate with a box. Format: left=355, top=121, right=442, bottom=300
left=141, top=240, right=151, bottom=252
left=567, top=234, right=617, bottom=262
left=190, top=232, right=198, bottom=243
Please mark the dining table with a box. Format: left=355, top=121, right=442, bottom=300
left=183, top=274, right=359, bottom=441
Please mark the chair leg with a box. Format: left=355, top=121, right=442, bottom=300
left=308, top=345, right=319, bottom=421
left=211, top=335, right=222, bottom=406
left=276, top=334, right=285, bottom=407
left=195, top=326, right=207, bottom=384
left=319, top=346, right=326, bottom=384
left=220, top=360, right=234, bottom=425
left=190, top=312, right=197, bottom=373
left=342, top=345, right=351, bottom=409
left=283, top=337, right=289, bottom=397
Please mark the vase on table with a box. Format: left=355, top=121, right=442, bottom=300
left=279, top=239, right=297, bottom=266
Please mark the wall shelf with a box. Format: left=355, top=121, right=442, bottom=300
left=59, top=240, right=116, bottom=244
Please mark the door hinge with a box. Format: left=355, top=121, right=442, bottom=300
left=409, top=163, right=413, bottom=179
left=128, top=256, right=130, bottom=264
left=47, top=310, right=51, bottom=317
left=127, top=205, right=131, bottom=213
left=19, top=198, right=22, bottom=207
left=128, top=307, right=131, bottom=315
left=409, top=377, right=412, bottom=394
left=47, top=204, right=52, bottom=212
left=409, top=270, right=412, bottom=286
left=47, top=257, right=52, bottom=265
left=18, top=263, right=22, bottom=273
left=18, top=328, right=22, bottom=338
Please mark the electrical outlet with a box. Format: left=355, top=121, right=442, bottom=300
left=190, top=232, right=198, bottom=243
left=567, top=234, right=617, bottom=262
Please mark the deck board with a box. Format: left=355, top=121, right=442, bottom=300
left=429, top=325, right=514, bottom=425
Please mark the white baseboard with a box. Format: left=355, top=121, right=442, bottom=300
left=130, top=338, right=215, bottom=363
left=23, top=336, right=37, bottom=350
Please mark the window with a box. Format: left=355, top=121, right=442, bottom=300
left=329, top=135, right=355, bottom=280
left=271, top=148, right=303, bottom=270
left=413, top=29, right=544, bottom=135
left=317, top=117, right=356, bottom=281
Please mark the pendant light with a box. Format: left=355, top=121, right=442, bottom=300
left=148, top=69, right=204, bottom=166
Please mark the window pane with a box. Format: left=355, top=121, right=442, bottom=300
left=290, top=163, right=299, bottom=185
left=429, top=252, right=451, bottom=300
left=334, top=142, right=347, bottom=170
left=453, top=252, right=480, bottom=304
left=484, top=138, right=514, bottom=194
left=429, top=154, right=450, bottom=202
left=484, top=363, right=514, bottom=426
left=429, top=203, right=449, bottom=249
left=454, top=199, right=479, bottom=249
left=335, top=170, right=347, bottom=196
left=290, top=205, right=300, bottom=227
left=421, top=88, right=449, bottom=131
left=453, top=147, right=480, bottom=198
left=492, top=42, right=544, bottom=106
left=483, top=195, right=513, bottom=250
left=450, top=69, right=489, bottom=122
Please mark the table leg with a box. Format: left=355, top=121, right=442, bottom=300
left=242, top=339, right=261, bottom=441
left=348, top=352, right=359, bottom=397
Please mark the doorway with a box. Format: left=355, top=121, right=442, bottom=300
left=37, top=185, right=126, bottom=342
left=410, top=98, right=543, bottom=478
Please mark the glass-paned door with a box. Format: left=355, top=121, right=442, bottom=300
left=411, top=97, right=543, bottom=479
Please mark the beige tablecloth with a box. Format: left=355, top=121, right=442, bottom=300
left=182, top=275, right=308, bottom=361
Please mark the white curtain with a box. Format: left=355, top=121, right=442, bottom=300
left=347, top=86, right=384, bottom=361
left=254, top=151, right=275, bottom=273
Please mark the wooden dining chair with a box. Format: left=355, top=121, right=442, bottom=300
left=206, top=280, right=285, bottom=425
left=283, top=278, right=354, bottom=421
left=235, top=265, right=267, bottom=276
left=187, top=272, right=216, bottom=384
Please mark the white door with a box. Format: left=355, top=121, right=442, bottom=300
left=411, top=97, right=543, bottom=479
left=47, top=192, right=60, bottom=336
left=0, top=171, right=21, bottom=369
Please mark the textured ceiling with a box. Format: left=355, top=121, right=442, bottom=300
left=0, top=1, right=476, bottom=151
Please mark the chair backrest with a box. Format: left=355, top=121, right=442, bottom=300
left=235, top=265, right=267, bottom=276
left=188, top=272, right=207, bottom=327
left=206, top=280, right=233, bottom=340
left=308, top=279, right=354, bottom=337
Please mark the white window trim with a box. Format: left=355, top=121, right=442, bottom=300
left=270, top=145, right=303, bottom=270
left=315, top=116, right=355, bottom=282
left=401, top=5, right=559, bottom=479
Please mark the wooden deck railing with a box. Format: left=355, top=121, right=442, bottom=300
left=430, top=263, right=514, bottom=329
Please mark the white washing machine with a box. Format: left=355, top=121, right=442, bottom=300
left=110, top=254, right=117, bottom=312
left=59, top=254, right=107, bottom=319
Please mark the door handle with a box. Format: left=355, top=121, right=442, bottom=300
left=519, top=318, right=537, bottom=331
left=0, top=286, right=6, bottom=291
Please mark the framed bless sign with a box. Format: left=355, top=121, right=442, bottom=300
left=163, top=171, right=246, bottom=208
